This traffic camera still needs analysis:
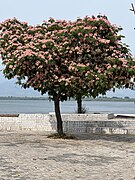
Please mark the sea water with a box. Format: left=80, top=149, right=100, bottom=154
left=0, top=99, right=135, bottom=114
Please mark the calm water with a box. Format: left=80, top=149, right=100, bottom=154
left=0, top=100, right=135, bottom=114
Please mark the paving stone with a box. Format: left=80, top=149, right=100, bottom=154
left=0, top=132, right=135, bottom=179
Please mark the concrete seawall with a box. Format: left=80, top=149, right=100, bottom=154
left=0, top=113, right=135, bottom=134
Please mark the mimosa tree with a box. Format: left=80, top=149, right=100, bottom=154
left=0, top=18, right=73, bottom=135
left=57, top=15, right=135, bottom=112
left=0, top=16, right=135, bottom=135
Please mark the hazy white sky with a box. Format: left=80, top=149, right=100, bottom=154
left=0, top=0, right=135, bottom=97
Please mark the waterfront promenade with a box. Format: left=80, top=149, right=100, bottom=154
left=0, top=131, right=135, bottom=179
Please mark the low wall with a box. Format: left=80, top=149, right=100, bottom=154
left=0, top=113, right=135, bottom=135
left=0, top=114, right=51, bottom=131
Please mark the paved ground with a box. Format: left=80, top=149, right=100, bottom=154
left=0, top=132, right=135, bottom=180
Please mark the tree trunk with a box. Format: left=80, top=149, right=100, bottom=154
left=77, top=95, right=83, bottom=113
left=54, top=95, right=64, bottom=135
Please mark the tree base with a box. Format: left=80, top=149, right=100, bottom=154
left=47, top=133, right=77, bottom=139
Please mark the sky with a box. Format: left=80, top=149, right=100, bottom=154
left=0, top=0, right=135, bottom=97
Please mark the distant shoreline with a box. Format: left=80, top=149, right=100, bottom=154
left=0, top=96, right=134, bottom=102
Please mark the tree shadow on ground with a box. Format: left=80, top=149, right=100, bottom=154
left=47, top=153, right=122, bottom=166
left=75, top=133, right=135, bottom=143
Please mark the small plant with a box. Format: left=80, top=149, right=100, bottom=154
left=75, top=105, right=88, bottom=114
left=81, top=106, right=88, bottom=114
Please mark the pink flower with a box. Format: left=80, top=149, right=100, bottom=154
left=107, top=65, right=111, bottom=69
left=98, top=38, right=110, bottom=44
left=77, top=63, right=86, bottom=67
left=42, top=44, right=46, bottom=48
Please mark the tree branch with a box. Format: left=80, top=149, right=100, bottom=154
left=130, top=3, right=135, bottom=14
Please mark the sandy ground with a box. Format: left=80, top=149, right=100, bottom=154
left=0, top=131, right=135, bottom=180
